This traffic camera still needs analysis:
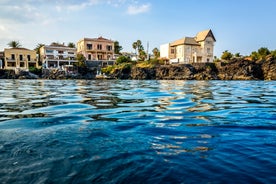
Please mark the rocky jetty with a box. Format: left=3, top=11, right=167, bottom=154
left=111, top=59, right=276, bottom=80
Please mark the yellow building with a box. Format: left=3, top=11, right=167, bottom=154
left=4, top=48, right=38, bottom=70
left=160, top=29, right=216, bottom=64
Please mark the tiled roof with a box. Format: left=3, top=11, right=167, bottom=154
left=81, top=36, right=114, bottom=42
left=195, top=29, right=216, bottom=42
left=170, top=37, right=200, bottom=46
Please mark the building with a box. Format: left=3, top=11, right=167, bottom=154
left=40, top=43, right=77, bottom=69
left=77, top=36, right=115, bottom=62
left=4, top=48, right=38, bottom=70
left=0, top=51, right=4, bottom=69
left=160, top=29, right=216, bottom=64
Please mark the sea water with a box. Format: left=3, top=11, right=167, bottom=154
left=0, top=80, right=275, bottom=183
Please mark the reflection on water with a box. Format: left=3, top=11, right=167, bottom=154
left=0, top=80, right=276, bottom=183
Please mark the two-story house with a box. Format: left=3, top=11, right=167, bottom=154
left=40, top=43, right=77, bottom=69
left=77, top=37, right=114, bottom=61
left=4, top=48, right=38, bottom=70
left=160, top=29, right=216, bottom=64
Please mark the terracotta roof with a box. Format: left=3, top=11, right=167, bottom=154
left=5, top=47, right=33, bottom=51
left=81, top=36, right=114, bottom=43
left=170, top=37, right=200, bottom=46
left=195, top=29, right=216, bottom=42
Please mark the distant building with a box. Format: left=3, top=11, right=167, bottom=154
left=40, top=43, right=77, bottom=69
left=4, top=48, right=38, bottom=70
left=160, top=29, right=216, bottom=64
left=77, top=37, right=115, bottom=67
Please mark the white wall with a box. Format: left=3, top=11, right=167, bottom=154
left=160, top=43, right=170, bottom=58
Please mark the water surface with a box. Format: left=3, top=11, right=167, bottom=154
left=0, top=80, right=275, bottom=183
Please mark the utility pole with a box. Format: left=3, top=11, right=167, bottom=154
left=147, top=41, right=149, bottom=60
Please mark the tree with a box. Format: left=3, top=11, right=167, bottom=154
left=116, top=55, right=131, bottom=64
left=221, top=50, right=233, bottom=60
left=258, top=47, right=270, bottom=60
left=139, top=50, right=147, bottom=61
left=76, top=53, right=86, bottom=67
left=234, top=53, right=241, bottom=58
left=270, top=50, right=276, bottom=59
left=8, top=41, right=21, bottom=48
left=152, top=47, right=160, bottom=58
left=250, top=51, right=259, bottom=61
left=132, top=42, right=137, bottom=55
left=68, top=42, right=76, bottom=48
left=34, top=43, right=45, bottom=65
left=114, top=41, right=123, bottom=54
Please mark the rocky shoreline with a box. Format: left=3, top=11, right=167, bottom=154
left=110, top=58, right=275, bottom=80
left=0, top=59, right=275, bottom=80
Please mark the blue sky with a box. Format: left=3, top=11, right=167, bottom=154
left=0, top=0, right=275, bottom=57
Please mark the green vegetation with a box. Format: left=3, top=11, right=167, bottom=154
left=75, top=53, right=86, bottom=67
left=67, top=42, right=76, bottom=48
left=250, top=47, right=271, bottom=61
left=8, top=41, right=22, bottom=48
left=152, top=47, right=160, bottom=58
left=132, top=40, right=147, bottom=61
left=29, top=67, right=42, bottom=75
left=221, top=50, right=233, bottom=60
left=116, top=55, right=131, bottom=64
left=114, top=41, right=123, bottom=54
left=219, top=47, right=276, bottom=62
left=34, top=43, right=45, bottom=65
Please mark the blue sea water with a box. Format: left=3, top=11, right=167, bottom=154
left=0, top=80, right=275, bottom=183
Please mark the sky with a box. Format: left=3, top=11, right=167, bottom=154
left=0, top=0, right=275, bottom=57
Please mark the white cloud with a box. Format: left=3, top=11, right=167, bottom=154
left=127, top=3, right=151, bottom=15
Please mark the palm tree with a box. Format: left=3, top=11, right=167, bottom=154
left=152, top=47, right=160, bottom=58
left=136, top=40, right=143, bottom=52
left=34, top=43, right=45, bottom=65
left=132, top=42, right=137, bottom=55
left=114, top=41, right=123, bottom=54
left=8, top=41, right=21, bottom=48
left=67, top=42, right=76, bottom=48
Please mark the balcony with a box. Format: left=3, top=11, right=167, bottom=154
left=6, top=58, right=16, bottom=62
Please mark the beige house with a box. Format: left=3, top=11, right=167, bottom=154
left=77, top=37, right=114, bottom=61
left=40, top=43, right=77, bottom=69
left=4, top=48, right=38, bottom=70
left=160, top=29, right=216, bottom=64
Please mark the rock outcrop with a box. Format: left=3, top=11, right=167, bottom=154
left=110, top=59, right=276, bottom=80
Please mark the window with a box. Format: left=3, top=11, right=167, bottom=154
left=68, top=52, right=74, bottom=55
left=97, top=44, right=102, bottom=50
left=27, top=55, right=31, bottom=61
left=87, top=44, right=92, bottom=50
left=207, top=58, right=210, bottom=63
left=171, top=48, right=175, bottom=54
left=207, top=48, right=211, bottom=54
left=88, top=54, right=92, bottom=60
left=46, top=50, right=53, bottom=53
left=58, top=50, right=64, bottom=54
left=11, top=54, right=15, bottom=60
left=107, top=45, right=112, bottom=51
left=19, top=54, right=23, bottom=61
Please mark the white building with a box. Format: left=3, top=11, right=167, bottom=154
left=40, top=44, right=77, bottom=69
left=160, top=29, right=216, bottom=64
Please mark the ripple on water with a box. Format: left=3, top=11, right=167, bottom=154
left=0, top=80, right=276, bottom=183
